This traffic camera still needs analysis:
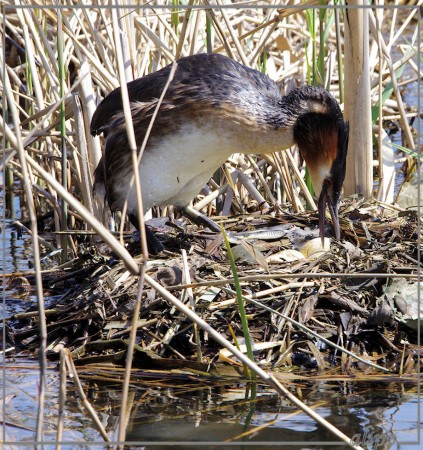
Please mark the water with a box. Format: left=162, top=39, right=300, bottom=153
left=1, top=182, right=33, bottom=275
left=124, top=381, right=420, bottom=449
left=1, top=368, right=420, bottom=448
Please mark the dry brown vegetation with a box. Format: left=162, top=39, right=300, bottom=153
left=1, top=1, right=422, bottom=447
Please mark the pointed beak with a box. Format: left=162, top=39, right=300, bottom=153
left=318, top=179, right=340, bottom=243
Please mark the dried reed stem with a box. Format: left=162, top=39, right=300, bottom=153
left=0, top=42, right=48, bottom=447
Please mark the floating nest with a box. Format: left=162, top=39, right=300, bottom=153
left=6, top=197, right=421, bottom=382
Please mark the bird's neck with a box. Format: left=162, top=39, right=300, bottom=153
left=244, top=93, right=330, bottom=154
left=235, top=125, right=294, bottom=154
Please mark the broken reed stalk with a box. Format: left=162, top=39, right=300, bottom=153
left=168, top=272, right=421, bottom=290
left=368, top=8, right=416, bottom=150
left=375, top=5, right=385, bottom=202
left=181, top=249, right=202, bottom=363
left=116, top=265, right=147, bottom=448
left=175, top=0, right=194, bottom=59
left=111, top=7, right=149, bottom=260
left=58, top=10, right=68, bottom=264
left=227, top=399, right=330, bottom=442
left=71, top=94, right=96, bottom=217
left=12, top=219, right=57, bottom=252
left=65, top=349, right=110, bottom=442
left=215, top=0, right=249, bottom=65
left=55, top=349, right=67, bottom=449
left=0, top=45, right=48, bottom=447
left=344, top=1, right=373, bottom=199
left=334, top=3, right=344, bottom=103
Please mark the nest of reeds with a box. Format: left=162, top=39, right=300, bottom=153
left=2, top=4, right=421, bottom=385
left=7, top=195, right=420, bottom=381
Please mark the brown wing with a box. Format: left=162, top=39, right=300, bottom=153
left=90, top=53, right=283, bottom=136
left=90, top=66, right=174, bottom=136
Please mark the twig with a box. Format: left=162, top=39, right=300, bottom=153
left=116, top=264, right=147, bottom=447
left=182, top=249, right=202, bottom=362
left=65, top=350, right=110, bottom=442
left=55, top=349, right=67, bottom=449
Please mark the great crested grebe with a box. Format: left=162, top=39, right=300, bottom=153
left=91, top=53, right=349, bottom=253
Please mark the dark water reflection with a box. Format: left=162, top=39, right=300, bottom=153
left=0, top=175, right=34, bottom=276
left=123, top=381, right=419, bottom=449
left=2, top=363, right=420, bottom=448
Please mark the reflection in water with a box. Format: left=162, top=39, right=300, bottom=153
left=2, top=366, right=419, bottom=449
left=1, top=173, right=37, bottom=317
left=1, top=172, right=34, bottom=277
left=124, top=381, right=419, bottom=449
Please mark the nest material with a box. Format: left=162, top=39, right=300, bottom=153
left=7, top=197, right=421, bottom=381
